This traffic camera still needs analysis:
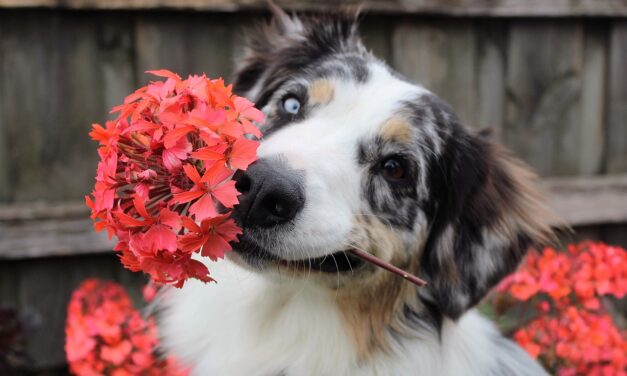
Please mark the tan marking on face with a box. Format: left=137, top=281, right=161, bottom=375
left=380, top=117, right=413, bottom=144
left=309, top=79, right=335, bottom=105
left=332, top=216, right=427, bottom=360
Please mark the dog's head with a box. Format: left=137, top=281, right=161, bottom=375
left=229, top=7, right=557, bottom=320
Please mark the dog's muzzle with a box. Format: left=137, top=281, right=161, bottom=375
left=231, top=158, right=364, bottom=273
left=233, top=158, right=305, bottom=228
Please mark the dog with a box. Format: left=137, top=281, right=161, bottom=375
left=158, top=6, right=558, bottom=375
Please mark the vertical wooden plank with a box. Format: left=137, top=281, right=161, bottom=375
left=186, top=13, right=238, bottom=80
left=605, top=21, right=627, bottom=174
left=504, top=20, right=584, bottom=176
left=0, top=10, right=135, bottom=204
left=392, top=18, right=478, bottom=127
left=578, top=21, right=607, bottom=176
left=0, top=13, right=8, bottom=202
left=475, top=20, right=507, bottom=133
left=0, top=261, right=19, bottom=308
left=361, top=15, right=394, bottom=64
left=18, top=255, right=119, bottom=370
left=135, top=13, right=236, bottom=85
left=135, top=13, right=187, bottom=81
left=99, top=14, right=137, bottom=116
left=0, top=10, right=54, bottom=203
left=230, top=12, right=257, bottom=81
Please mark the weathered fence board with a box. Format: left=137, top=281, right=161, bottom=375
left=392, top=19, right=479, bottom=127
left=606, top=21, right=627, bottom=174
left=0, top=11, right=135, bottom=203
left=360, top=16, right=394, bottom=64
left=504, top=20, right=584, bottom=176
left=475, top=20, right=507, bottom=133
left=1, top=0, right=627, bottom=17
left=135, top=12, right=239, bottom=84
left=579, top=21, right=608, bottom=176
left=99, top=15, right=138, bottom=116
left=543, top=174, right=627, bottom=226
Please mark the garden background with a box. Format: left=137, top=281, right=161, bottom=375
left=0, top=0, right=626, bottom=374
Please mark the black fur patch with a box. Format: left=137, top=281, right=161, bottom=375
left=415, top=95, right=536, bottom=319
left=358, top=135, right=420, bottom=231
left=234, top=12, right=367, bottom=102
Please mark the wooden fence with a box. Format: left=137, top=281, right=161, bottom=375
left=0, top=0, right=626, bottom=373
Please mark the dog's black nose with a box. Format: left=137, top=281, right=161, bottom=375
left=234, top=158, right=305, bottom=227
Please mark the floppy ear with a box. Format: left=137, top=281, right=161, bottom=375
left=233, top=2, right=303, bottom=96
left=420, top=124, right=560, bottom=319
left=233, top=4, right=362, bottom=99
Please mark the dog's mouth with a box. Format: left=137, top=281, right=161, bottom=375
left=233, top=238, right=364, bottom=273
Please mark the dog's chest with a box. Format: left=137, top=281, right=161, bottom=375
left=158, top=261, right=372, bottom=376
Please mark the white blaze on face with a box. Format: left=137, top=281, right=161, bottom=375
left=256, top=63, right=426, bottom=260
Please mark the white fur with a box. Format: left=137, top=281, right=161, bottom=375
left=255, top=63, right=426, bottom=260
left=159, top=259, right=546, bottom=376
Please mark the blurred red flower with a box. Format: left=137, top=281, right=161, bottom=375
left=65, top=279, right=189, bottom=376
left=495, top=242, right=627, bottom=375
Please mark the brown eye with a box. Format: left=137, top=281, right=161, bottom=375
left=381, top=157, right=406, bottom=181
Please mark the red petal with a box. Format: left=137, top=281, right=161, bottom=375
left=182, top=164, right=202, bottom=183
left=163, top=125, right=195, bottom=149
left=162, top=149, right=183, bottom=171
left=146, top=69, right=181, bottom=81
left=191, top=144, right=227, bottom=161
left=181, top=216, right=201, bottom=233
left=211, top=180, right=239, bottom=208
left=216, top=218, right=242, bottom=242
left=241, top=118, right=263, bottom=138
left=115, top=211, right=146, bottom=227
left=100, top=340, right=132, bottom=366
left=143, top=224, right=178, bottom=253
left=219, top=121, right=244, bottom=138
left=190, top=194, right=218, bottom=221
left=179, top=233, right=207, bottom=253
left=229, top=138, right=259, bottom=170
left=201, top=233, right=232, bottom=261
left=200, top=162, right=233, bottom=186
left=172, top=189, right=205, bottom=204
left=133, top=195, right=152, bottom=221
left=184, top=259, right=213, bottom=284
left=158, top=207, right=181, bottom=231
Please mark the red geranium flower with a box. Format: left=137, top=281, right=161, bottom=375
left=87, top=70, right=263, bottom=287
left=493, top=242, right=627, bottom=375
left=65, top=279, right=189, bottom=376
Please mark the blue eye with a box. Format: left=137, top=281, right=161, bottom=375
left=282, top=97, right=301, bottom=115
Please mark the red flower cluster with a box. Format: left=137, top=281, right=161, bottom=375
left=65, top=279, right=189, bottom=376
left=87, top=70, right=263, bottom=287
left=496, top=242, right=627, bottom=375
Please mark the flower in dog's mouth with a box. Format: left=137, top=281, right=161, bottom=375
left=87, top=69, right=263, bottom=287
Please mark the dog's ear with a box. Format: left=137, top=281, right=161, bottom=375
left=233, top=2, right=304, bottom=96
left=266, top=0, right=304, bottom=35
left=233, top=5, right=362, bottom=98
left=419, top=119, right=560, bottom=319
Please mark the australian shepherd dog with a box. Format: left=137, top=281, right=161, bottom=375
left=158, top=6, right=558, bottom=375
